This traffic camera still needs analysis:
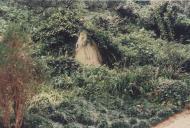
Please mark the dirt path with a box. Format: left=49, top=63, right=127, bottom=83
left=153, top=110, right=190, bottom=128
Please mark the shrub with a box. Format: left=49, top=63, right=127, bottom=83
left=116, top=2, right=139, bottom=22
left=48, top=112, right=66, bottom=124
left=32, top=6, right=80, bottom=41
left=76, top=111, right=95, bottom=125
left=111, top=120, right=131, bottom=128
left=63, top=123, right=82, bottom=128
left=129, top=118, right=138, bottom=125
left=132, top=120, right=150, bottom=128
left=23, top=114, right=53, bottom=128
left=97, top=120, right=108, bottom=128
left=85, top=1, right=107, bottom=11
left=47, top=57, right=79, bottom=77
left=149, top=116, right=162, bottom=126
left=132, top=122, right=150, bottom=128
left=156, top=108, right=174, bottom=119
left=139, top=2, right=190, bottom=43
left=156, top=81, right=190, bottom=105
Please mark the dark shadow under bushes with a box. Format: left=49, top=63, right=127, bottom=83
left=39, top=32, right=78, bottom=57
left=89, top=30, right=123, bottom=68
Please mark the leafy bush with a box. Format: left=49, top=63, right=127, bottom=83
left=23, top=114, right=53, bottom=128
left=156, top=108, right=174, bottom=119
left=116, top=1, right=139, bottom=22
left=111, top=120, right=131, bottom=128
left=32, top=8, right=80, bottom=51
left=129, top=118, right=138, bottom=125
left=97, top=120, right=108, bottom=128
left=47, top=57, right=79, bottom=76
left=63, top=123, right=82, bottom=128
left=149, top=116, right=162, bottom=126
left=132, top=120, right=150, bottom=128
left=139, top=2, right=190, bottom=43
left=156, top=81, right=190, bottom=105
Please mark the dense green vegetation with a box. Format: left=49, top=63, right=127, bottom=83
left=0, top=0, right=190, bottom=128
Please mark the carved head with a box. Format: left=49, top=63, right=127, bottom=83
left=76, top=31, right=88, bottom=50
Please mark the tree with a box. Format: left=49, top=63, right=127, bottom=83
left=0, top=25, right=41, bottom=128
